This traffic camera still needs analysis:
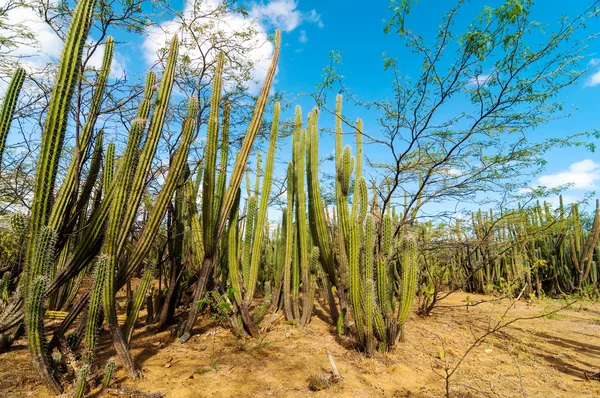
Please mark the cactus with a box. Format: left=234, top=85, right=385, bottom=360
left=292, top=111, right=312, bottom=327
left=0, top=272, right=11, bottom=301
left=26, top=0, right=98, bottom=266
left=397, top=234, right=418, bottom=342
left=103, top=357, right=117, bottom=388
left=25, top=227, right=61, bottom=393
left=283, top=165, right=295, bottom=321
left=73, top=364, right=90, bottom=398
left=202, top=52, right=224, bottom=254
left=222, top=101, right=280, bottom=336
left=0, top=67, right=25, bottom=163
left=84, top=256, right=106, bottom=361
left=183, top=30, right=281, bottom=336
left=123, top=265, right=155, bottom=344
left=10, top=213, right=27, bottom=239
left=246, top=102, right=280, bottom=303
left=48, top=36, right=114, bottom=235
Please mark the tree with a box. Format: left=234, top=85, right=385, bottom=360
left=313, top=0, right=600, bottom=231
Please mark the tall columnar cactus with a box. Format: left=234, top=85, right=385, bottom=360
left=0, top=67, right=25, bottom=163
left=115, top=35, right=178, bottom=258
left=47, top=72, right=157, bottom=296
left=306, top=109, right=340, bottom=323
left=202, top=52, right=225, bottom=255
left=102, top=93, right=198, bottom=375
left=25, top=227, right=62, bottom=393
left=123, top=265, right=155, bottom=343
left=26, top=0, right=98, bottom=265
left=83, top=256, right=105, bottom=361
left=0, top=0, right=92, bottom=331
left=223, top=102, right=280, bottom=336
left=48, top=36, right=114, bottom=235
left=246, top=102, right=280, bottom=303
left=292, top=108, right=313, bottom=327
left=183, top=30, right=282, bottom=336
left=570, top=200, right=600, bottom=288
left=302, top=96, right=420, bottom=354
left=363, top=214, right=376, bottom=354
left=397, top=234, right=418, bottom=342
left=283, top=165, right=295, bottom=321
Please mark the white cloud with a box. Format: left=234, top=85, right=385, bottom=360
left=468, top=73, right=490, bottom=86
left=0, top=2, right=126, bottom=86
left=250, top=0, right=302, bottom=32
left=298, top=30, right=307, bottom=43
left=537, top=159, right=600, bottom=189
left=87, top=42, right=126, bottom=78
left=585, top=70, right=600, bottom=87
left=0, top=4, right=63, bottom=70
left=585, top=58, right=600, bottom=87
left=306, top=9, right=324, bottom=28
left=249, top=1, right=323, bottom=32
left=142, top=0, right=276, bottom=93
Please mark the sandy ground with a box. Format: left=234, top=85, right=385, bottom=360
left=1, top=292, right=600, bottom=397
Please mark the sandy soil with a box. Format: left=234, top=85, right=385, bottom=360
left=1, top=292, right=600, bottom=397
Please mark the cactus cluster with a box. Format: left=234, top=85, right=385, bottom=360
left=0, top=0, right=599, bottom=393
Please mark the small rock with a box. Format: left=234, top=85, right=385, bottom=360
left=179, top=332, right=191, bottom=343
left=285, top=332, right=290, bottom=338
left=164, top=362, right=171, bottom=368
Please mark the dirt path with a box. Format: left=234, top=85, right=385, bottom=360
left=2, top=292, right=600, bottom=397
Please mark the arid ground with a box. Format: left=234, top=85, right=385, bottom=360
left=1, top=292, right=600, bottom=397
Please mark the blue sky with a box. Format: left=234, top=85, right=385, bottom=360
left=251, top=0, right=600, bottom=211
left=3, top=0, right=600, bottom=215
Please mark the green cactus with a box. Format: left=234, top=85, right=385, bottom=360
left=84, top=256, right=106, bottom=362
left=25, top=227, right=61, bottom=393
left=0, top=67, right=25, bottom=163
left=10, top=213, right=27, bottom=239
left=73, top=364, right=90, bottom=398
left=48, top=36, right=114, bottom=234
left=183, top=30, right=281, bottom=336
left=123, top=265, right=155, bottom=344
left=363, top=214, right=375, bottom=355
left=246, top=102, right=280, bottom=303
left=103, top=357, right=117, bottom=388
left=283, top=164, right=294, bottom=321
left=291, top=111, right=312, bottom=327
left=202, top=52, right=224, bottom=254
left=26, top=0, right=98, bottom=266
left=397, top=233, right=418, bottom=342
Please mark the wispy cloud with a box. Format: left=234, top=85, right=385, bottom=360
left=298, top=30, right=307, bottom=43
left=306, top=9, right=324, bottom=28
left=143, top=0, right=276, bottom=93
left=585, top=58, right=600, bottom=87
left=467, top=73, right=490, bottom=86
left=250, top=1, right=323, bottom=32
left=537, top=159, right=600, bottom=189
left=0, top=0, right=125, bottom=96
left=585, top=70, right=600, bottom=87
